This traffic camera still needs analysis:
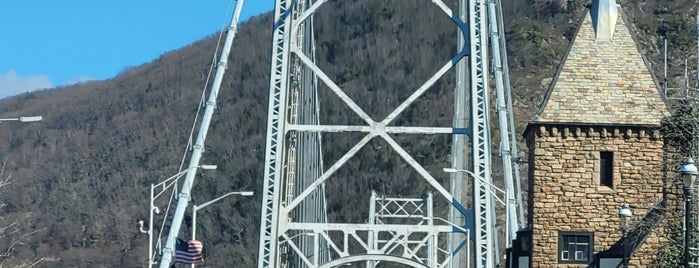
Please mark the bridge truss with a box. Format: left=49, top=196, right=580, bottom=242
left=256, top=0, right=521, bottom=267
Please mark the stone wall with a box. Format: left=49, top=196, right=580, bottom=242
left=526, top=125, right=669, bottom=266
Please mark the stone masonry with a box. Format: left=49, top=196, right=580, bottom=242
left=526, top=125, right=667, bottom=266
left=523, top=0, right=671, bottom=266
left=532, top=3, right=668, bottom=125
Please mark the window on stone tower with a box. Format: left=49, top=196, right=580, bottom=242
left=558, top=232, right=593, bottom=264
left=600, top=151, right=614, bottom=188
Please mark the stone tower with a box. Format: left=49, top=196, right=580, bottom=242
left=522, top=0, right=670, bottom=266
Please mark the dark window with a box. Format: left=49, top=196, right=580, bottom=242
left=600, top=152, right=613, bottom=187
left=558, top=232, right=593, bottom=264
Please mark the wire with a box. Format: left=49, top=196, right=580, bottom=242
left=178, top=0, right=234, bottom=172
left=156, top=0, right=237, bottom=252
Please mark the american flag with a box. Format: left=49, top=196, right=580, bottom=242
left=174, top=237, right=203, bottom=264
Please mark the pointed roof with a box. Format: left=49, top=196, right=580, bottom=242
left=529, top=0, right=669, bottom=128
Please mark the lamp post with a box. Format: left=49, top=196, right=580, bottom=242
left=140, top=165, right=217, bottom=268
left=191, top=191, right=253, bottom=267
left=443, top=168, right=506, bottom=206
left=422, top=215, right=471, bottom=268
left=618, top=203, right=632, bottom=268
left=444, top=168, right=505, bottom=268
left=682, top=158, right=698, bottom=268
left=422, top=215, right=470, bottom=234
left=0, top=116, right=42, bottom=123
left=443, top=168, right=506, bottom=268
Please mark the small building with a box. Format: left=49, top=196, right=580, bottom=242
left=521, top=0, right=671, bottom=266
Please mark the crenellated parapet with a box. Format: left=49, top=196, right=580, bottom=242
left=530, top=124, right=662, bottom=140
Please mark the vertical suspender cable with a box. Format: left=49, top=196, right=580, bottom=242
left=495, top=0, right=525, bottom=231
left=487, top=0, right=518, bottom=245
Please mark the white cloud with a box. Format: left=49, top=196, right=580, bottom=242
left=63, top=76, right=95, bottom=86
left=0, top=70, right=53, bottom=98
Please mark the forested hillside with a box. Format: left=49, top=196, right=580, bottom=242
left=0, top=0, right=696, bottom=266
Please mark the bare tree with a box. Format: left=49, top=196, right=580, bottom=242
left=0, top=159, right=58, bottom=267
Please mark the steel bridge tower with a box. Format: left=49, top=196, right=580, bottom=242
left=257, top=0, right=521, bottom=267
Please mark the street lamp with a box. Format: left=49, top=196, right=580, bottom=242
left=682, top=157, right=698, bottom=268
left=618, top=203, right=632, bottom=267
left=443, top=168, right=506, bottom=206
left=191, top=191, right=253, bottom=267
left=0, top=116, right=42, bottom=123
left=422, top=215, right=470, bottom=234
left=142, top=165, right=217, bottom=267
left=443, top=168, right=505, bottom=268
left=422, top=215, right=471, bottom=268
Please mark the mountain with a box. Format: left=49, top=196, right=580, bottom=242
left=0, top=0, right=696, bottom=266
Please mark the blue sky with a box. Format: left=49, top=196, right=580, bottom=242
left=0, top=1, right=273, bottom=98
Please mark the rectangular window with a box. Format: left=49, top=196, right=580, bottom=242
left=558, top=232, right=593, bottom=264
left=600, top=152, right=613, bottom=188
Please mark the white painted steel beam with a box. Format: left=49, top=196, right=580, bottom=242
left=256, top=0, right=511, bottom=267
